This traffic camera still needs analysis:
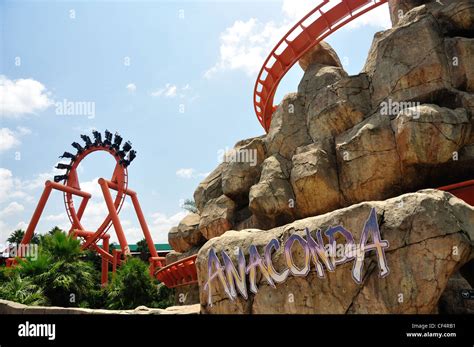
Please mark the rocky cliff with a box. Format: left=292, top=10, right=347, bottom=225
left=168, top=0, right=474, bottom=313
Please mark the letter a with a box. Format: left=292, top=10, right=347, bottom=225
left=352, top=208, right=390, bottom=283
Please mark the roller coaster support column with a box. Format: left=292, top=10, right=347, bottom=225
left=98, top=178, right=130, bottom=256
left=106, top=180, right=158, bottom=259
left=20, top=182, right=53, bottom=248
left=20, top=180, right=92, bottom=256
left=105, top=179, right=165, bottom=274
left=101, top=236, right=109, bottom=286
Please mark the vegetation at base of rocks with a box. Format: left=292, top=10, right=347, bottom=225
left=182, top=199, right=198, bottom=213
left=0, top=227, right=175, bottom=310
left=0, top=274, right=47, bottom=306
left=105, top=257, right=157, bottom=309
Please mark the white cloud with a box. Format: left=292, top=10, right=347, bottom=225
left=16, top=221, right=28, bottom=230
left=0, top=202, right=24, bottom=218
left=126, top=83, right=137, bottom=93
left=176, top=168, right=195, bottom=179
left=150, top=211, right=187, bottom=243
left=0, top=168, right=14, bottom=203
left=0, top=128, right=20, bottom=152
left=80, top=177, right=103, bottom=197
left=176, top=168, right=209, bottom=179
left=45, top=212, right=68, bottom=223
left=0, top=75, right=54, bottom=118
left=345, top=3, right=391, bottom=30
left=16, top=126, right=32, bottom=136
left=150, top=83, right=178, bottom=98
left=150, top=84, right=198, bottom=102
left=282, top=0, right=315, bottom=21
left=0, top=126, right=32, bottom=152
left=0, top=167, right=64, bottom=205
left=205, top=18, right=288, bottom=78
left=205, top=0, right=391, bottom=78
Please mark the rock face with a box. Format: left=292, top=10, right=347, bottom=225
left=199, top=195, right=236, bottom=240
left=168, top=213, right=204, bottom=253
left=438, top=271, right=474, bottom=314
left=196, top=190, right=474, bottom=314
left=298, top=41, right=342, bottom=71
left=221, top=137, right=266, bottom=204
left=249, top=154, right=295, bottom=226
left=388, top=0, right=432, bottom=26
left=336, top=114, right=402, bottom=204
left=290, top=144, right=340, bottom=217
left=164, top=0, right=474, bottom=313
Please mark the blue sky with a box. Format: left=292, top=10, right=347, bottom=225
left=0, top=0, right=391, bottom=245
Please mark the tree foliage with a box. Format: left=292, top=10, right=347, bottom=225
left=0, top=228, right=175, bottom=310
left=105, top=257, right=158, bottom=310
left=182, top=199, right=198, bottom=213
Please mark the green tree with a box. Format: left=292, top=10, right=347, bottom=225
left=7, top=229, right=39, bottom=245
left=153, top=284, right=174, bottom=309
left=47, top=226, right=64, bottom=236
left=136, top=238, right=151, bottom=262
left=105, top=257, right=158, bottom=309
left=15, top=231, right=98, bottom=307
left=182, top=199, right=198, bottom=213
left=40, top=229, right=81, bottom=262
left=0, top=274, right=47, bottom=306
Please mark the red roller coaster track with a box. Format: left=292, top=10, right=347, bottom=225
left=253, top=0, right=388, bottom=132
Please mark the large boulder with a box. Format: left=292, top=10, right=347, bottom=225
left=336, top=114, right=402, bottom=205
left=249, top=155, right=295, bottom=227
left=265, top=93, right=312, bottom=160
left=434, top=0, right=474, bottom=32
left=299, top=64, right=348, bottom=115
left=305, top=74, right=371, bottom=143
left=198, top=195, right=236, bottom=240
left=298, top=41, right=342, bottom=71
left=168, top=213, right=204, bottom=253
left=445, top=37, right=474, bottom=93
left=194, top=163, right=225, bottom=212
left=290, top=143, right=340, bottom=218
left=364, top=13, right=451, bottom=109
left=388, top=0, right=432, bottom=26
left=221, top=137, right=266, bottom=204
left=391, top=104, right=471, bottom=167
left=196, top=190, right=474, bottom=314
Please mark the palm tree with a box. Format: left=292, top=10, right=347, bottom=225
left=0, top=274, right=47, bottom=306
left=182, top=199, right=198, bottom=213
left=47, top=226, right=64, bottom=236
left=7, top=229, right=39, bottom=245
left=15, top=231, right=97, bottom=307
left=40, top=229, right=81, bottom=262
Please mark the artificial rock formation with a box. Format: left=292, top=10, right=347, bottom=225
left=196, top=190, right=474, bottom=314
left=168, top=213, right=204, bottom=253
left=165, top=0, right=474, bottom=312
